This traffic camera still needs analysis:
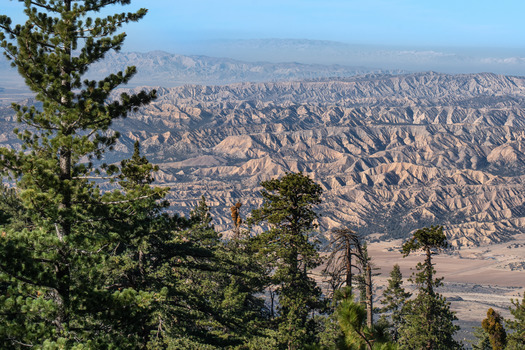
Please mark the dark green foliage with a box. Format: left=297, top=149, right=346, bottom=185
left=481, top=308, right=506, bottom=350
left=143, top=196, right=269, bottom=349
left=317, top=313, right=345, bottom=350
left=401, top=225, right=448, bottom=296
left=0, top=141, right=174, bottom=348
left=398, top=226, right=462, bottom=350
left=471, top=327, right=492, bottom=350
left=249, top=172, right=324, bottom=350
left=506, top=293, right=525, bottom=350
left=379, top=264, right=411, bottom=341
left=119, top=140, right=158, bottom=188
left=398, top=293, right=461, bottom=350
left=333, top=287, right=397, bottom=350
left=0, top=1, right=167, bottom=348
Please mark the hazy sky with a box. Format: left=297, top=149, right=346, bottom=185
left=124, top=0, right=523, bottom=51
left=3, top=0, right=524, bottom=51
left=2, top=0, right=525, bottom=75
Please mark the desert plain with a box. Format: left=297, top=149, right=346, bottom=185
left=367, top=233, right=525, bottom=344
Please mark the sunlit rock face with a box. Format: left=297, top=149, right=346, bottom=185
left=3, top=72, right=525, bottom=246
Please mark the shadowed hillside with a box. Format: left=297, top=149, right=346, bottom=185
left=3, top=72, right=525, bottom=246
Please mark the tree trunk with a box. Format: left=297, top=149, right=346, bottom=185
left=55, top=0, right=72, bottom=333
left=345, top=236, right=352, bottom=289
left=365, top=264, right=373, bottom=329
left=425, top=247, right=433, bottom=295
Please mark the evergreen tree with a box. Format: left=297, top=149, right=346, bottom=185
left=379, top=264, right=411, bottom=341
left=230, top=201, right=243, bottom=239
left=0, top=1, right=163, bottom=347
left=323, top=227, right=361, bottom=297
left=354, top=242, right=375, bottom=329
left=334, top=287, right=397, bottom=350
left=249, top=172, right=324, bottom=350
left=481, top=308, right=506, bottom=350
left=506, top=293, right=525, bottom=350
left=397, top=226, right=462, bottom=350
left=151, top=196, right=269, bottom=349
left=0, top=182, right=27, bottom=230
left=471, top=327, right=492, bottom=350
left=320, top=231, right=384, bottom=349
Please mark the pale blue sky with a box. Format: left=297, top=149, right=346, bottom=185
left=125, top=0, right=524, bottom=51
left=2, top=0, right=525, bottom=74
left=2, top=0, right=524, bottom=51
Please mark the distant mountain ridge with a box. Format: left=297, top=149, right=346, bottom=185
left=86, top=50, right=400, bottom=86
left=0, top=50, right=401, bottom=88
left=182, top=38, right=525, bottom=76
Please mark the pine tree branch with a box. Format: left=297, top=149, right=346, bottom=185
left=0, top=23, right=16, bottom=37
left=103, top=283, right=125, bottom=290
left=19, top=117, right=60, bottom=131
left=28, top=1, right=56, bottom=12
left=69, top=110, right=98, bottom=131
left=24, top=14, right=60, bottom=43
left=85, top=0, right=131, bottom=12
left=72, top=175, right=116, bottom=180
left=355, top=328, right=373, bottom=350
left=71, top=193, right=158, bottom=205
left=71, top=244, right=109, bottom=255
left=71, top=208, right=140, bottom=225
left=8, top=338, right=34, bottom=348
left=20, top=28, right=56, bottom=50
left=54, top=223, right=64, bottom=242
left=0, top=263, right=48, bottom=289
left=155, top=315, right=164, bottom=339
left=76, top=17, right=138, bottom=38
left=13, top=60, right=67, bottom=108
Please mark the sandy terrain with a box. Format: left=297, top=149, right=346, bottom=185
left=366, top=233, right=525, bottom=345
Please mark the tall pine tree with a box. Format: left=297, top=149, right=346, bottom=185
left=0, top=1, right=161, bottom=347
left=249, top=172, right=324, bottom=350
left=506, top=293, right=525, bottom=350
left=481, top=308, right=506, bottom=350
left=379, top=264, right=411, bottom=342
left=397, top=226, right=462, bottom=350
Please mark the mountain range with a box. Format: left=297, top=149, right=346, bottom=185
left=179, top=39, right=525, bottom=76
left=2, top=65, right=525, bottom=247
left=0, top=50, right=398, bottom=90
left=106, top=72, right=525, bottom=247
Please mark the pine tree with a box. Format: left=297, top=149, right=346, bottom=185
left=150, top=196, right=269, bottom=349
left=397, top=226, right=462, bottom=350
left=334, top=286, right=397, bottom=350
left=471, top=327, right=492, bottom=350
left=230, top=201, right=243, bottom=239
left=481, top=308, right=506, bottom=350
left=355, top=242, right=375, bottom=329
left=379, top=264, right=411, bottom=341
left=0, top=1, right=159, bottom=347
left=506, top=293, right=525, bottom=350
left=323, top=227, right=361, bottom=297
left=249, top=172, right=324, bottom=350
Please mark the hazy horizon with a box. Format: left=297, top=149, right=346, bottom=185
left=1, top=1, right=525, bottom=76
left=171, top=38, right=525, bottom=76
